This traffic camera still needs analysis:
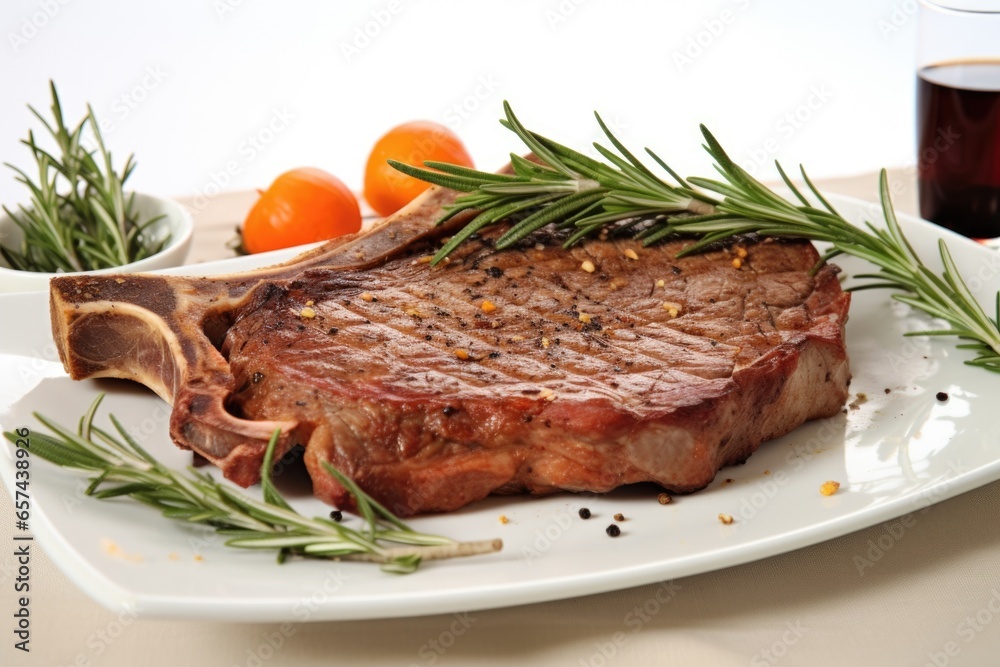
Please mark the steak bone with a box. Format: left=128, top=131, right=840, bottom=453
left=49, top=185, right=470, bottom=486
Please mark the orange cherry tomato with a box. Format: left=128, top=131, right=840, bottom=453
left=364, top=121, right=474, bottom=217
left=242, top=168, right=361, bottom=254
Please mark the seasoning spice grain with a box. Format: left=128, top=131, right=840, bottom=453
left=820, top=480, right=841, bottom=496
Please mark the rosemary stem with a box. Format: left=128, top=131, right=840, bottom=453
left=390, top=103, right=1000, bottom=373
left=340, top=539, right=503, bottom=563
left=4, top=395, right=502, bottom=573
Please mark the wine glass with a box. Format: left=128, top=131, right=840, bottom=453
left=916, top=1, right=1000, bottom=244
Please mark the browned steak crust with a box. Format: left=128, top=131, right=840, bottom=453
left=222, top=227, right=850, bottom=516
left=49, top=184, right=850, bottom=516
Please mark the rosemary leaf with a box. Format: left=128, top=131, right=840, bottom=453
left=3, top=395, right=502, bottom=572
left=389, top=102, right=1000, bottom=371
left=1, top=82, right=167, bottom=273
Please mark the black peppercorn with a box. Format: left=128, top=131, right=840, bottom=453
left=606, top=524, right=621, bottom=537
left=578, top=508, right=591, bottom=519
left=329, top=510, right=343, bottom=522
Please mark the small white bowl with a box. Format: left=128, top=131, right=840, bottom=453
left=0, top=193, right=194, bottom=294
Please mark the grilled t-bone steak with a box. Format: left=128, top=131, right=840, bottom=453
left=49, top=183, right=851, bottom=516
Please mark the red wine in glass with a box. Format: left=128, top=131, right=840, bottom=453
left=917, top=59, right=1000, bottom=241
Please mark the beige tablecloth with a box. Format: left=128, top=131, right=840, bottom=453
left=4, top=171, right=1000, bottom=667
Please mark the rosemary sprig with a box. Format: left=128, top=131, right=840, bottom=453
left=390, top=103, right=1000, bottom=372
left=3, top=394, right=501, bottom=573
left=1, top=81, right=168, bottom=273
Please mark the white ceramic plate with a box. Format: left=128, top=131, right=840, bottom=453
left=2, top=194, right=999, bottom=622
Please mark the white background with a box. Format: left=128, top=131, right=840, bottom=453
left=1, top=0, right=918, bottom=208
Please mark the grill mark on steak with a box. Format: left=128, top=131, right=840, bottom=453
left=49, top=180, right=851, bottom=516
